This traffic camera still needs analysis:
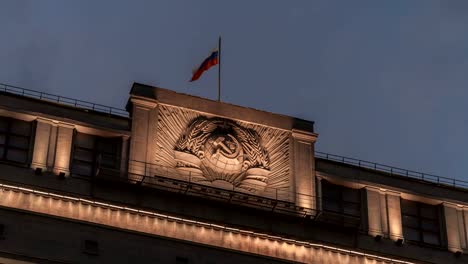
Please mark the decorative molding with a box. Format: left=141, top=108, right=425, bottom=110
left=291, top=129, right=317, bottom=142
left=131, top=97, right=157, bottom=109
left=153, top=105, right=291, bottom=200
left=443, top=202, right=459, bottom=209
left=174, top=116, right=270, bottom=193
left=75, top=124, right=129, bottom=138
left=35, top=117, right=57, bottom=125
left=365, top=186, right=381, bottom=192
left=385, top=189, right=401, bottom=197
left=365, top=187, right=399, bottom=195
left=0, top=109, right=37, bottom=122
left=56, top=122, right=75, bottom=129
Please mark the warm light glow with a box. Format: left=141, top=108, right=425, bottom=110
left=366, top=188, right=404, bottom=241
left=53, top=124, right=74, bottom=175
left=31, top=119, right=52, bottom=170
left=443, top=203, right=463, bottom=253
left=292, top=136, right=317, bottom=212
left=366, top=188, right=383, bottom=237
left=387, top=193, right=403, bottom=241
left=0, top=182, right=414, bottom=264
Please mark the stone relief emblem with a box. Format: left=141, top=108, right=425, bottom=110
left=174, top=117, right=270, bottom=193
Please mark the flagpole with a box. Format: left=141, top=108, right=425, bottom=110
left=218, top=36, right=221, bottom=102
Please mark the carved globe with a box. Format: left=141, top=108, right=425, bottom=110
left=202, top=133, right=244, bottom=178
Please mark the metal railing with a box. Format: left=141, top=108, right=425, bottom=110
left=93, top=159, right=357, bottom=226
left=127, top=160, right=291, bottom=199
left=0, top=82, right=129, bottom=117
left=315, top=151, right=468, bottom=189
left=3, top=82, right=464, bottom=190
left=97, top=160, right=325, bottom=219
left=0, top=157, right=360, bottom=229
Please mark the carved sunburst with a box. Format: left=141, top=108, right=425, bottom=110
left=153, top=104, right=291, bottom=201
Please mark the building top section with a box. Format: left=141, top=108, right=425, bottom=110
left=127, top=82, right=315, bottom=133
left=0, top=83, right=130, bottom=132
left=316, top=152, right=468, bottom=204
left=1, top=83, right=129, bottom=118
left=316, top=151, right=468, bottom=190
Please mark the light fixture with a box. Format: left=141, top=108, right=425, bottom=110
left=395, top=238, right=403, bottom=246
left=58, top=172, right=66, bottom=179
left=34, top=168, right=43, bottom=175
left=83, top=239, right=99, bottom=255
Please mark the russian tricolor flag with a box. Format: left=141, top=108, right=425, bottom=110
left=190, top=49, right=219, bottom=82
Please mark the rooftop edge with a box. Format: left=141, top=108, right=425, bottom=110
left=127, top=82, right=315, bottom=133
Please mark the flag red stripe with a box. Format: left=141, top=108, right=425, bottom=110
left=190, top=51, right=219, bottom=82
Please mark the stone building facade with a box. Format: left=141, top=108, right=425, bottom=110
left=0, top=82, right=466, bottom=263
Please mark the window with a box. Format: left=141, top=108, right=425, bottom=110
left=0, top=117, right=33, bottom=165
left=175, top=257, right=189, bottom=264
left=0, top=224, right=4, bottom=239
left=82, top=239, right=99, bottom=255
left=71, top=132, right=121, bottom=177
left=401, top=199, right=442, bottom=246
left=321, top=180, right=361, bottom=218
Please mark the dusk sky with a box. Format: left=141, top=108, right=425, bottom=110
left=1, top=1, right=467, bottom=181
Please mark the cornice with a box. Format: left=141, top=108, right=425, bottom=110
left=56, top=122, right=75, bottom=129
left=291, top=129, right=318, bottom=142
left=130, top=97, right=158, bottom=109
left=35, top=117, right=58, bottom=125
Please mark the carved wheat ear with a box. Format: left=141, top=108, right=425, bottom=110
left=233, top=125, right=270, bottom=169
left=191, top=121, right=217, bottom=155
left=176, top=117, right=209, bottom=151
left=175, top=135, right=188, bottom=151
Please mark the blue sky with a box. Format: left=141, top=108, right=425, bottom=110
left=1, top=0, right=468, bottom=181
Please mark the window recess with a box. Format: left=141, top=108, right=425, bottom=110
left=0, top=117, right=33, bottom=165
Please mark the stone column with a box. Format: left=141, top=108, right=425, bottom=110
left=458, top=208, right=467, bottom=250
left=316, top=176, right=323, bottom=211
left=291, top=129, right=318, bottom=213
left=386, top=191, right=403, bottom=241
left=128, top=98, right=157, bottom=177
left=31, top=118, right=53, bottom=170
left=46, top=124, right=58, bottom=170
left=53, top=123, right=74, bottom=176
left=379, top=191, right=389, bottom=236
left=366, top=187, right=384, bottom=237
left=120, top=135, right=130, bottom=178
left=365, top=188, right=402, bottom=240
left=444, top=203, right=463, bottom=253
left=462, top=209, right=468, bottom=251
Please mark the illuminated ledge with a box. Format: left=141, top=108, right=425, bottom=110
left=0, top=183, right=413, bottom=264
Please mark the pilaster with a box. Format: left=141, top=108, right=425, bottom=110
left=443, top=202, right=464, bottom=253
left=458, top=207, right=467, bottom=250
left=366, top=187, right=384, bottom=237
left=316, top=176, right=323, bottom=211
left=365, top=187, right=402, bottom=241
left=31, top=118, right=54, bottom=170
left=291, top=129, right=318, bottom=212
left=128, top=98, right=157, bottom=176
left=463, top=209, right=468, bottom=251
left=120, top=135, right=130, bottom=177
left=53, top=123, right=74, bottom=176
left=46, top=123, right=58, bottom=170
left=386, top=190, right=403, bottom=241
